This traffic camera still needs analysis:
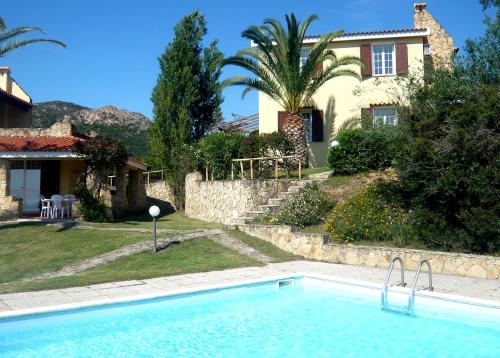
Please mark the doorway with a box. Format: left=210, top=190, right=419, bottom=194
left=10, top=160, right=42, bottom=214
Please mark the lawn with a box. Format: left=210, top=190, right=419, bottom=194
left=0, top=213, right=298, bottom=294
left=2, top=240, right=260, bottom=293
left=84, top=211, right=221, bottom=230
left=0, top=222, right=153, bottom=284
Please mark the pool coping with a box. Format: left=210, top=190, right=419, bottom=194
left=1, top=271, right=499, bottom=320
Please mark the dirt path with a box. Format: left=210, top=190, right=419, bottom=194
left=208, top=233, right=274, bottom=264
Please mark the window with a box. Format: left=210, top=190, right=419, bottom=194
left=372, top=44, right=395, bottom=76
left=373, top=107, right=397, bottom=126
left=301, top=109, right=312, bottom=142
left=300, top=49, right=310, bottom=69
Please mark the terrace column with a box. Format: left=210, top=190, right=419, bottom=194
left=111, top=165, right=128, bottom=219
left=0, top=159, right=21, bottom=219
left=127, top=169, right=147, bottom=213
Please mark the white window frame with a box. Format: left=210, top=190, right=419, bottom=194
left=301, top=108, right=313, bottom=143
left=373, top=106, right=398, bottom=126
left=372, top=43, right=396, bottom=76
left=300, top=49, right=311, bottom=69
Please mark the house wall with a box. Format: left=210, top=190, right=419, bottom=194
left=259, top=37, right=425, bottom=167
left=59, top=159, right=84, bottom=195
left=0, top=68, right=31, bottom=103
left=0, top=104, right=32, bottom=128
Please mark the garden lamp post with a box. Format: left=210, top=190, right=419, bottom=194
left=149, top=205, right=160, bottom=253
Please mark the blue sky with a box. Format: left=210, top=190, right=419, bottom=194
left=2, top=0, right=490, bottom=120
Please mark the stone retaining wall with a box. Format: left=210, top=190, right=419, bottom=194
left=185, top=172, right=294, bottom=224
left=145, top=180, right=176, bottom=211
left=238, top=224, right=500, bottom=280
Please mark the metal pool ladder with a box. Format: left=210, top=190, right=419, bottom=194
left=381, top=257, right=434, bottom=314
left=407, top=259, right=433, bottom=313
left=381, top=257, right=406, bottom=310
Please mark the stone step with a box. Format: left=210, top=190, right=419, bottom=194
left=278, top=191, right=294, bottom=199
left=244, top=210, right=266, bottom=218
left=257, top=204, right=280, bottom=213
left=268, top=197, right=287, bottom=205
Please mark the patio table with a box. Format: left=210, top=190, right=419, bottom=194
left=42, top=198, right=77, bottom=219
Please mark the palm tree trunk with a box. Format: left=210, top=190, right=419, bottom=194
left=282, top=111, right=309, bottom=166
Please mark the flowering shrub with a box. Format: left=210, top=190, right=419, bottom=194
left=326, top=182, right=412, bottom=244
left=270, top=183, right=336, bottom=228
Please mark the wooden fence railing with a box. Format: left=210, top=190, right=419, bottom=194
left=143, top=170, right=164, bottom=185
left=230, top=155, right=301, bottom=180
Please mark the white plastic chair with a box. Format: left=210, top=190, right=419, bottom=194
left=63, top=194, right=76, bottom=218
left=50, top=195, right=65, bottom=219
left=40, top=196, right=51, bottom=218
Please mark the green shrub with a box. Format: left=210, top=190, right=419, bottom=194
left=271, top=183, right=336, bottom=228
left=73, top=184, right=108, bottom=222
left=197, top=131, right=245, bottom=179
left=326, top=182, right=412, bottom=245
left=327, top=127, right=401, bottom=175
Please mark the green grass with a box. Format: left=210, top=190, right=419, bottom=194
left=227, top=230, right=299, bottom=262
left=323, top=175, right=351, bottom=188
left=84, top=211, right=221, bottom=230
left=0, top=223, right=152, bottom=284
left=1, top=240, right=260, bottom=293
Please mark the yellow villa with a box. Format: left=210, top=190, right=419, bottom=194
left=258, top=3, right=456, bottom=166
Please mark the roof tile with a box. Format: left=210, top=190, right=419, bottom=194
left=0, top=136, right=81, bottom=152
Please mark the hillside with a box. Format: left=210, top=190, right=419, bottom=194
left=32, top=101, right=150, bottom=157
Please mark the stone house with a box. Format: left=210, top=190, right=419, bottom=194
left=0, top=67, right=147, bottom=220
left=258, top=2, right=456, bottom=166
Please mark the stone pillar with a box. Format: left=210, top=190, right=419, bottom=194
left=414, top=3, right=456, bottom=68
left=111, top=165, right=128, bottom=219
left=127, top=169, right=147, bottom=213
left=0, top=159, right=21, bottom=220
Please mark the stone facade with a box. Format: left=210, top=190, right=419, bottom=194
left=145, top=180, right=176, bottom=211
left=0, top=118, right=76, bottom=137
left=185, top=172, right=295, bottom=224
left=0, top=159, right=20, bottom=219
left=414, top=2, right=456, bottom=67
left=238, top=224, right=500, bottom=280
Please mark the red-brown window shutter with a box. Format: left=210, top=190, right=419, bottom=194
left=361, top=107, right=372, bottom=121
left=277, top=111, right=285, bottom=132
left=311, top=109, right=324, bottom=142
left=360, top=44, right=372, bottom=77
left=396, top=43, right=408, bottom=75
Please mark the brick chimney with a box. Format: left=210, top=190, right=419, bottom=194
left=414, top=2, right=456, bottom=67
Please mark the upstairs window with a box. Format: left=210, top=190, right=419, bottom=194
left=372, top=44, right=395, bottom=76
left=300, top=49, right=310, bottom=69
left=373, top=107, right=397, bottom=126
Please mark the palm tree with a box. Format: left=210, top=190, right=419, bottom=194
left=0, top=17, right=65, bottom=57
left=222, top=13, right=362, bottom=165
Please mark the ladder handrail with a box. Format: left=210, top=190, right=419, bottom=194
left=407, top=259, right=433, bottom=312
left=381, top=257, right=406, bottom=308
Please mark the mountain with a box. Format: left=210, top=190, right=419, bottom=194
left=32, top=101, right=150, bottom=157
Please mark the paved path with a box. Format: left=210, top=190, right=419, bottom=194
left=1, top=261, right=498, bottom=312
left=74, top=224, right=186, bottom=234
left=208, top=232, right=273, bottom=263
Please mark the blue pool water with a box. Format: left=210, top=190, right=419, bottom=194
left=0, top=279, right=499, bottom=357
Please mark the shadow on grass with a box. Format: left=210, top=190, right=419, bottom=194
left=0, top=221, right=43, bottom=231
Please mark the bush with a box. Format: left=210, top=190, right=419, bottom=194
left=73, top=184, right=108, bottom=222
left=270, top=183, right=336, bottom=228
left=327, top=126, right=401, bottom=175
left=326, top=182, right=412, bottom=245
left=197, top=131, right=245, bottom=179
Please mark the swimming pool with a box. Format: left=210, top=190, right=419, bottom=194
left=0, top=275, right=499, bottom=357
